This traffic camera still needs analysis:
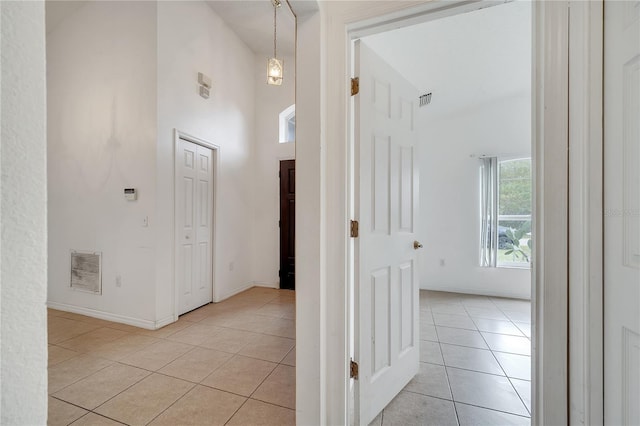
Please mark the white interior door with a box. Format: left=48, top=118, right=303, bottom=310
left=604, top=2, right=640, bottom=424
left=354, top=40, right=420, bottom=425
left=177, top=138, right=214, bottom=315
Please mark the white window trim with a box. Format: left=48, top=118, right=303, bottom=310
left=279, top=104, right=295, bottom=143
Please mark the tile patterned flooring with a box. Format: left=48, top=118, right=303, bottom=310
left=371, top=290, right=532, bottom=426
left=47, top=287, right=296, bottom=426
left=48, top=288, right=530, bottom=425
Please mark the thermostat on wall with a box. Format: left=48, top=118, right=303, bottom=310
left=124, top=188, right=137, bottom=201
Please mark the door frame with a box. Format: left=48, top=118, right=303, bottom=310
left=173, top=129, right=219, bottom=320
left=292, top=0, right=604, bottom=422
left=346, top=2, right=545, bottom=423
left=567, top=1, right=604, bottom=424
left=340, top=1, right=579, bottom=424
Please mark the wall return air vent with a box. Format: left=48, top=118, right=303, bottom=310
left=70, top=250, right=102, bottom=294
left=419, top=92, right=433, bottom=107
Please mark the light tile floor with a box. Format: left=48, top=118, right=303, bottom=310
left=371, top=290, right=532, bottom=426
left=48, top=287, right=296, bottom=426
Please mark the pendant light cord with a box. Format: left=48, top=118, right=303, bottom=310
left=273, top=3, right=277, bottom=59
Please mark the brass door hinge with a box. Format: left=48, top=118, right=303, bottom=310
left=350, top=220, right=359, bottom=238
left=350, top=358, right=359, bottom=379
left=351, top=77, right=359, bottom=96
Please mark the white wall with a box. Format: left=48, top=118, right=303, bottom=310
left=1, top=1, right=48, bottom=423
left=417, top=95, right=531, bottom=299
left=156, top=1, right=257, bottom=317
left=47, top=1, right=258, bottom=325
left=417, top=94, right=531, bottom=299
left=252, top=53, right=295, bottom=287
left=293, top=8, right=322, bottom=424
left=47, top=1, right=159, bottom=325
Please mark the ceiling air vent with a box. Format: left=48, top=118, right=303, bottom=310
left=419, top=92, right=432, bottom=107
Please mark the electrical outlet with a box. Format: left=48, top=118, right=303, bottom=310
left=115, top=275, right=122, bottom=287
left=439, top=259, right=445, bottom=267
left=229, top=261, right=234, bottom=271
left=142, top=216, right=149, bottom=227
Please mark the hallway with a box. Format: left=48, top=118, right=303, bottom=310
left=47, top=287, right=296, bottom=425
left=372, top=290, right=531, bottom=425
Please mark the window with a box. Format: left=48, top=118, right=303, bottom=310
left=279, top=104, right=295, bottom=143
left=480, top=157, right=532, bottom=268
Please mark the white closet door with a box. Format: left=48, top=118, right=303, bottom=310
left=177, top=139, right=213, bottom=315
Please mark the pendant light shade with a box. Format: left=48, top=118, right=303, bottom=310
left=267, top=57, right=284, bottom=85
left=267, top=0, right=283, bottom=85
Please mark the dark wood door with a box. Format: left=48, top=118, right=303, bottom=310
left=279, top=160, right=295, bottom=290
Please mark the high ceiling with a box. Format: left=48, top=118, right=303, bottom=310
left=45, top=1, right=86, bottom=34
left=45, top=0, right=297, bottom=57
left=363, top=1, right=531, bottom=118
left=205, top=1, right=296, bottom=56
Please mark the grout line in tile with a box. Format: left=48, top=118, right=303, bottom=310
left=401, top=388, right=453, bottom=402
left=49, top=395, right=127, bottom=425
left=246, top=362, right=281, bottom=400
left=247, top=397, right=296, bottom=411
left=507, top=376, right=532, bottom=416
left=223, top=395, right=251, bottom=426
left=424, top=338, right=487, bottom=353
left=83, top=411, right=129, bottom=425
left=51, top=327, right=103, bottom=346
left=55, top=364, right=152, bottom=412
left=454, top=400, right=531, bottom=420
left=441, top=362, right=508, bottom=379
left=139, top=380, right=198, bottom=426
left=433, top=325, right=460, bottom=426
left=49, top=360, right=115, bottom=396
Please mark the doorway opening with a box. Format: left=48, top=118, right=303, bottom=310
left=174, top=130, right=218, bottom=318
left=348, top=2, right=534, bottom=424
left=280, top=159, right=296, bottom=290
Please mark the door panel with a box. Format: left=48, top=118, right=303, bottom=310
left=372, top=136, right=391, bottom=234
left=182, top=245, right=192, bottom=297
left=399, top=147, right=414, bottom=232
left=177, top=139, right=213, bottom=314
left=280, top=159, right=296, bottom=290
left=355, top=41, right=420, bottom=425
left=604, top=2, right=640, bottom=424
left=399, top=261, right=414, bottom=352
left=372, top=267, right=391, bottom=375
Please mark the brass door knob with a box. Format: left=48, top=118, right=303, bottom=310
left=414, top=241, right=423, bottom=250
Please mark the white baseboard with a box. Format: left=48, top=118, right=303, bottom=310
left=47, top=301, right=170, bottom=330
left=214, top=282, right=255, bottom=303
left=212, top=281, right=282, bottom=303
left=420, top=284, right=531, bottom=301
left=252, top=281, right=279, bottom=289
left=155, top=314, right=176, bottom=329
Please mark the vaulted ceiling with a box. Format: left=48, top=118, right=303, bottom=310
left=46, top=0, right=297, bottom=57
left=363, top=1, right=532, bottom=117
left=205, top=1, right=296, bottom=56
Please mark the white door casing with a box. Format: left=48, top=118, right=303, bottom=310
left=176, top=137, right=214, bottom=315
left=604, top=1, right=640, bottom=424
left=354, top=40, right=420, bottom=425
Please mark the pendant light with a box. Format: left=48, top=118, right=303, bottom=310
left=267, top=0, right=283, bottom=85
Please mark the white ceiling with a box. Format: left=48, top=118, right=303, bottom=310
left=45, top=1, right=86, bottom=34
left=363, top=1, right=531, bottom=117
left=45, top=0, right=296, bottom=57
left=206, top=0, right=296, bottom=56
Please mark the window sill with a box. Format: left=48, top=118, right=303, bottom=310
left=497, top=264, right=531, bottom=270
